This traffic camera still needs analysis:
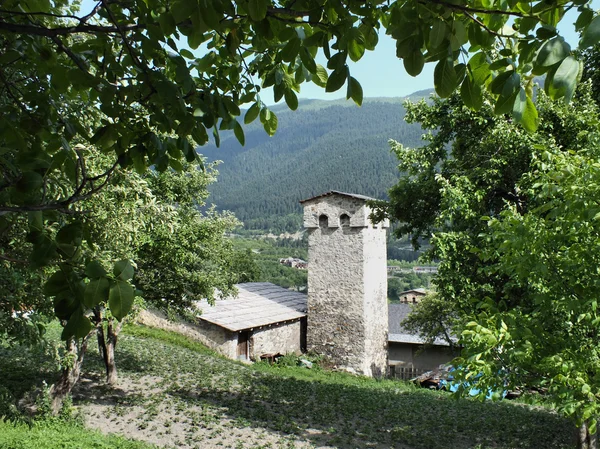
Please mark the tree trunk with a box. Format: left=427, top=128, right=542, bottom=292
left=577, top=420, right=598, bottom=449
left=103, top=318, right=122, bottom=385
left=94, top=308, right=122, bottom=385
left=49, top=334, right=90, bottom=414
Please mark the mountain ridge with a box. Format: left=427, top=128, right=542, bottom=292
left=201, top=90, right=432, bottom=228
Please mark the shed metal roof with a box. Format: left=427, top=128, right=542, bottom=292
left=195, top=283, right=307, bottom=332
left=299, top=190, right=375, bottom=204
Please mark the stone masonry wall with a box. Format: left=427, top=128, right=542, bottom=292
left=361, top=224, right=389, bottom=376
left=304, top=193, right=389, bottom=376
left=137, top=309, right=237, bottom=359
left=249, top=320, right=303, bottom=359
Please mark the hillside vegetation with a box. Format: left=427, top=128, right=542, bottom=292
left=201, top=97, right=427, bottom=226
left=0, top=323, right=575, bottom=449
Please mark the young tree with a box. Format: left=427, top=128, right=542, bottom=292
left=375, top=86, right=600, bottom=446
left=83, top=162, right=241, bottom=386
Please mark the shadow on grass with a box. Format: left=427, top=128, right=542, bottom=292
left=165, top=370, right=574, bottom=449
left=0, top=343, right=59, bottom=401
left=86, top=329, right=576, bottom=449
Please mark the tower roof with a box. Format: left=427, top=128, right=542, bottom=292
left=299, top=190, right=375, bottom=204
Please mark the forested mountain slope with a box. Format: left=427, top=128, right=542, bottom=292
left=200, top=93, right=431, bottom=226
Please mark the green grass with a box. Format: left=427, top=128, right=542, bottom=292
left=0, top=419, right=156, bottom=449
left=0, top=323, right=577, bottom=449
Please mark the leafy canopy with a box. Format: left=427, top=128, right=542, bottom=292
left=377, top=83, right=600, bottom=437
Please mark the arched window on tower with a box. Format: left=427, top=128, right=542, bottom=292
left=340, top=213, right=350, bottom=227
left=319, top=214, right=329, bottom=228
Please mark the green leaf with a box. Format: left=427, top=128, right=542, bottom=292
left=53, top=294, right=79, bottom=321
left=535, top=37, right=570, bottom=68
left=312, top=64, right=329, bottom=87
left=30, top=234, right=57, bottom=268
left=44, top=271, right=68, bottom=296
left=28, top=211, right=43, bottom=232
left=86, top=260, right=107, bottom=279
left=348, top=29, right=366, bottom=62
left=284, top=89, right=298, bottom=111
left=299, top=47, right=317, bottom=73
left=429, top=20, right=447, bottom=49
left=62, top=310, right=94, bottom=340
left=171, top=0, right=191, bottom=23
left=361, top=25, right=378, bottom=50
left=213, top=126, right=221, bottom=148
left=56, top=222, right=83, bottom=246
left=581, top=15, right=600, bottom=48
left=169, top=158, right=183, bottom=171
left=260, top=108, right=278, bottom=136
left=495, top=89, right=519, bottom=115
left=281, top=38, right=301, bottom=63
left=113, top=259, right=134, bottom=281
left=434, top=57, right=457, bottom=98
left=548, top=56, right=581, bottom=101
left=84, top=278, right=110, bottom=308
left=512, top=88, right=538, bottom=132
left=404, top=50, right=425, bottom=77
left=158, top=12, right=176, bottom=36
left=346, top=76, right=363, bottom=106
left=575, top=9, right=593, bottom=31
left=192, top=123, right=208, bottom=146
left=248, top=0, right=268, bottom=21
left=244, top=102, right=261, bottom=124
left=16, top=172, right=43, bottom=193
left=325, top=67, right=347, bottom=93
left=109, top=280, right=135, bottom=321
left=234, top=120, right=245, bottom=145
left=461, top=74, right=483, bottom=110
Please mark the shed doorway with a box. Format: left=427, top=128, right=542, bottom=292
left=237, top=331, right=249, bottom=360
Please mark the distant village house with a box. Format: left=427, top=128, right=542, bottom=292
left=279, top=257, right=308, bottom=269
left=398, top=288, right=428, bottom=304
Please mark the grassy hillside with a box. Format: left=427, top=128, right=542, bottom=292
left=201, top=96, right=429, bottom=226
left=0, top=323, right=576, bottom=449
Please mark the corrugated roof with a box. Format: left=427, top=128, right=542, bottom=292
left=299, top=190, right=375, bottom=204
left=388, top=303, right=451, bottom=347
left=195, top=283, right=307, bottom=332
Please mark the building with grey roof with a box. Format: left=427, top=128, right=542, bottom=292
left=388, top=303, right=454, bottom=372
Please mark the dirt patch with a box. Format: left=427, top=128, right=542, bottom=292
left=74, top=371, right=352, bottom=449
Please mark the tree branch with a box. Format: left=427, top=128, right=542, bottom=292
left=418, top=0, right=532, bottom=18
left=0, top=254, right=28, bottom=264
left=463, top=11, right=516, bottom=38
left=0, top=160, right=119, bottom=214
left=0, top=9, right=81, bottom=21
left=0, top=68, right=29, bottom=114
left=266, top=7, right=310, bottom=18
left=50, top=35, right=91, bottom=74
left=0, top=20, right=144, bottom=37
left=79, top=2, right=103, bottom=25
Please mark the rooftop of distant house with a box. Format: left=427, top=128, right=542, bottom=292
left=388, top=303, right=451, bottom=347
left=299, top=190, right=375, bottom=204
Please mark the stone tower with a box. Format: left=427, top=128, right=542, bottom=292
left=300, top=191, right=389, bottom=377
